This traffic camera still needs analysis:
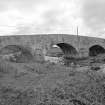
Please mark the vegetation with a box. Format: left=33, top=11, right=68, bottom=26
left=0, top=59, right=105, bottom=105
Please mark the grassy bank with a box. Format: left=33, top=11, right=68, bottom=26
left=0, top=60, right=105, bottom=105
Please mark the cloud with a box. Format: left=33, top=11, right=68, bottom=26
left=0, top=0, right=38, bottom=11
left=83, top=0, right=105, bottom=35
left=12, top=0, right=83, bottom=35
left=1, top=0, right=104, bottom=38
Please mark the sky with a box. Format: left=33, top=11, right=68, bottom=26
left=0, top=0, right=105, bottom=38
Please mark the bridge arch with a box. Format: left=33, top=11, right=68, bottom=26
left=54, top=43, right=78, bottom=57
left=0, top=44, right=33, bottom=62
left=0, top=45, right=31, bottom=54
left=89, top=45, right=105, bottom=56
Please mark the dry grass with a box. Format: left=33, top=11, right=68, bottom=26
left=0, top=60, right=105, bottom=105
left=0, top=60, right=17, bottom=74
left=0, top=73, right=105, bottom=105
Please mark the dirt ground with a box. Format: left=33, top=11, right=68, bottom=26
left=0, top=59, right=105, bottom=105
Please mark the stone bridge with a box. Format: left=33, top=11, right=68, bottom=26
left=0, top=34, right=105, bottom=57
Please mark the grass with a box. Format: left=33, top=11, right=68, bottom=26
left=0, top=59, right=105, bottom=105
left=0, top=60, right=17, bottom=74
left=0, top=74, right=105, bottom=105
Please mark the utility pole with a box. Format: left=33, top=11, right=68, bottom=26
left=62, top=35, right=64, bottom=43
left=77, top=26, right=80, bottom=54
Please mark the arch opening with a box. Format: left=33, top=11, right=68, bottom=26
left=56, top=43, right=78, bottom=57
left=89, top=45, right=105, bottom=56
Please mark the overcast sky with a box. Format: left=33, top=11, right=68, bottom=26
left=0, top=0, right=105, bottom=38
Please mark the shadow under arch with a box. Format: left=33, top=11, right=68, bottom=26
left=56, top=43, right=78, bottom=57
left=89, top=45, right=105, bottom=56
